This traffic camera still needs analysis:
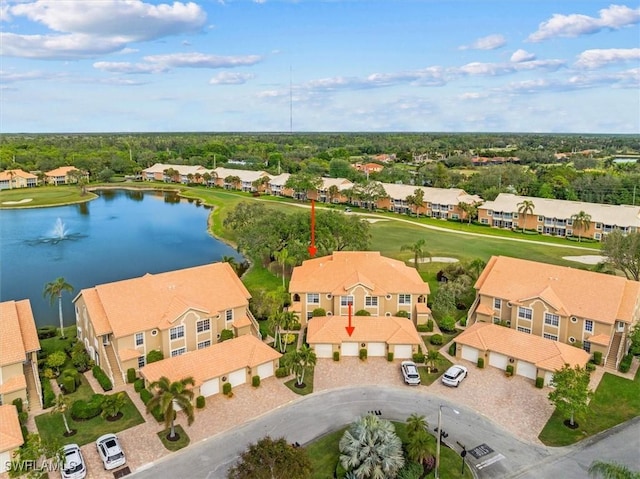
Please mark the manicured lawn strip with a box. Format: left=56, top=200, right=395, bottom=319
left=0, top=186, right=97, bottom=208
left=284, top=369, right=314, bottom=395
left=157, top=425, right=190, bottom=451
left=538, top=367, right=640, bottom=446
left=241, top=264, right=282, bottom=294
left=418, top=355, right=453, bottom=386
left=39, top=326, right=77, bottom=358
left=35, top=392, right=144, bottom=447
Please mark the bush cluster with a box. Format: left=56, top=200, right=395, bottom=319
left=477, top=357, right=485, bottom=368
left=438, top=316, right=456, bottom=333
left=430, top=334, right=443, bottom=345
left=290, top=322, right=302, bottom=331
left=252, top=375, right=260, bottom=388
left=146, top=349, right=164, bottom=364
left=61, top=368, right=81, bottom=394
left=592, top=351, right=602, bottom=366
left=223, top=382, right=232, bottom=396
left=312, top=308, right=326, bottom=317
left=37, top=326, right=57, bottom=340
left=196, top=395, right=206, bottom=409
left=395, top=310, right=410, bottom=318
left=333, top=351, right=340, bottom=362
left=355, top=310, right=371, bottom=316
left=359, top=348, right=367, bottom=360
left=127, top=368, right=137, bottom=383
left=275, top=367, right=288, bottom=378
left=448, top=343, right=456, bottom=356
left=134, top=379, right=145, bottom=393
left=71, top=394, right=104, bottom=420
left=92, top=366, right=113, bottom=391
left=220, top=329, right=235, bottom=342
left=619, top=354, right=633, bottom=373
left=139, top=388, right=153, bottom=405
left=505, top=365, right=514, bottom=376
left=412, top=353, right=425, bottom=364
left=535, top=377, right=544, bottom=389
left=387, top=352, right=394, bottom=362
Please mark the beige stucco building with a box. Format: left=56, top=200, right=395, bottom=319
left=0, top=169, right=38, bottom=190
left=0, top=404, right=25, bottom=472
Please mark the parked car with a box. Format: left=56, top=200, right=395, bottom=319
left=441, top=365, right=468, bottom=387
left=61, top=444, right=86, bottom=479
left=96, top=434, right=126, bottom=470
left=401, top=360, right=421, bottom=385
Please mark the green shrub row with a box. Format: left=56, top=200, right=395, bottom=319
left=42, top=378, right=55, bottom=409
left=448, top=343, right=456, bottom=356
left=146, top=349, right=164, bottom=364
left=619, top=354, right=633, bottom=373
left=37, top=326, right=57, bottom=340
left=92, top=366, right=113, bottom=391
left=71, top=394, right=105, bottom=420
left=416, top=324, right=429, bottom=333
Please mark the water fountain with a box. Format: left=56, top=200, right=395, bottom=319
left=52, top=218, right=68, bottom=240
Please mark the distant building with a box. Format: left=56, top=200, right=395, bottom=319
left=0, top=169, right=38, bottom=190
left=45, top=166, right=88, bottom=185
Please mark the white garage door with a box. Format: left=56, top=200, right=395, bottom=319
left=516, top=361, right=537, bottom=379
left=314, top=344, right=334, bottom=358
left=461, top=345, right=479, bottom=363
left=341, top=342, right=359, bottom=357
left=257, top=362, right=274, bottom=379
left=0, top=451, right=10, bottom=473
left=228, top=368, right=246, bottom=387
left=394, top=345, right=413, bottom=359
left=368, top=342, right=386, bottom=357
left=200, top=378, right=220, bottom=397
left=544, top=371, right=555, bottom=387
left=489, top=352, right=509, bottom=370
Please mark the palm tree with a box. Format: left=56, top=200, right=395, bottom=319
left=426, top=350, right=440, bottom=372
left=279, top=311, right=299, bottom=353
left=222, top=255, right=239, bottom=275
left=401, top=239, right=430, bottom=270
left=146, top=376, right=195, bottom=440
left=517, top=199, right=535, bottom=233
left=273, top=248, right=293, bottom=288
left=224, top=175, right=241, bottom=190
left=412, top=188, right=425, bottom=217
left=458, top=201, right=478, bottom=224
left=43, top=277, right=74, bottom=338
left=339, top=414, right=404, bottom=479
left=571, top=210, right=592, bottom=242
left=52, top=394, right=72, bottom=436
left=101, top=392, right=127, bottom=420
left=327, top=184, right=340, bottom=204
left=405, top=414, right=431, bottom=466
left=588, top=460, right=640, bottom=479
left=284, top=345, right=317, bottom=386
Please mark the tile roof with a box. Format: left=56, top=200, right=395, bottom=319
left=213, top=167, right=270, bottom=183
left=140, top=335, right=281, bottom=387
left=45, top=166, right=79, bottom=177
left=379, top=182, right=481, bottom=205
left=0, top=169, right=37, bottom=180
left=320, top=177, right=353, bottom=190
left=307, top=315, right=422, bottom=345
left=75, top=263, right=251, bottom=339
left=588, top=333, right=611, bottom=346
left=0, top=405, right=24, bottom=452
left=268, top=173, right=291, bottom=186
left=142, top=163, right=208, bottom=176
left=118, top=349, right=142, bottom=363
left=475, top=303, right=494, bottom=316
left=475, top=256, right=640, bottom=325
left=480, top=193, right=640, bottom=227
left=456, top=322, right=590, bottom=372
left=290, top=251, right=430, bottom=296
left=0, top=375, right=27, bottom=395
left=0, top=300, right=40, bottom=367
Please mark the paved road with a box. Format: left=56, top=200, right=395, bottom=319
left=131, top=386, right=561, bottom=479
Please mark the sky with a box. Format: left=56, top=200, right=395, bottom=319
left=1, top=0, right=639, bottom=134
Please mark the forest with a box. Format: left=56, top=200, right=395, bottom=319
left=1, top=132, right=639, bottom=205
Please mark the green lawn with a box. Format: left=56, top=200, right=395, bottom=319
left=0, top=186, right=97, bottom=208
left=35, top=391, right=144, bottom=447
left=285, top=368, right=314, bottom=395
left=39, top=326, right=77, bottom=358
left=538, top=366, right=640, bottom=446
left=418, top=356, right=453, bottom=386
left=157, top=425, right=190, bottom=451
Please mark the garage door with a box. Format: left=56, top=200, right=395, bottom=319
left=489, top=352, right=509, bottom=370
left=461, top=345, right=479, bottom=363
left=516, top=361, right=537, bottom=379
left=0, top=451, right=10, bottom=473
left=394, top=345, right=413, bottom=359
left=314, top=344, right=333, bottom=358
left=341, top=342, right=359, bottom=357
left=257, top=362, right=274, bottom=379
left=200, top=378, right=219, bottom=397
left=544, top=371, right=555, bottom=387
left=368, top=342, right=386, bottom=357
left=228, top=368, right=246, bottom=387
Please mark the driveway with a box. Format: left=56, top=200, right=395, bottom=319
left=314, top=356, right=554, bottom=444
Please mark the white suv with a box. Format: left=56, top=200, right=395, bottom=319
left=96, top=434, right=126, bottom=470
left=401, top=361, right=421, bottom=385
left=61, top=444, right=86, bottom=479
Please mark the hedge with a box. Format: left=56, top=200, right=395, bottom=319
left=619, top=354, right=633, bottom=373
left=291, top=322, right=302, bottom=331
left=275, top=367, right=288, bottom=378
left=412, top=353, right=425, bottom=364
left=62, top=375, right=76, bottom=394
left=92, top=366, right=113, bottom=391
left=312, top=308, right=327, bottom=317
left=387, top=352, right=394, bottom=362
left=12, top=398, right=23, bottom=414
left=139, top=388, right=153, bottom=405
left=223, top=382, right=232, bottom=396
left=430, top=334, right=443, bottom=346
left=333, top=351, right=340, bottom=362
left=426, top=319, right=434, bottom=332
left=477, top=357, right=484, bottom=368
left=37, top=326, right=57, bottom=340
left=134, top=379, right=145, bottom=393
left=506, top=365, right=514, bottom=376
left=220, top=329, right=234, bottom=342
left=62, top=369, right=80, bottom=387
left=535, top=377, right=544, bottom=389
left=355, top=310, right=371, bottom=316
left=147, top=349, right=164, bottom=364
left=127, top=368, right=137, bottom=383
left=448, top=343, right=456, bottom=356
left=417, top=324, right=429, bottom=333
left=42, top=379, right=55, bottom=409
left=359, top=348, right=367, bottom=360
left=395, top=310, right=410, bottom=318
left=252, top=375, right=260, bottom=387
left=71, top=394, right=104, bottom=420
left=196, top=396, right=206, bottom=409
left=592, top=351, right=602, bottom=366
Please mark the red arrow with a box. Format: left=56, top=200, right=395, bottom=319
left=308, top=199, right=317, bottom=257
left=346, top=302, right=355, bottom=336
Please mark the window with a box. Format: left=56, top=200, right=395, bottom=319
left=517, top=307, right=533, bottom=320
left=583, top=341, right=591, bottom=353
left=307, top=312, right=313, bottom=320
left=135, top=332, right=144, bottom=346
left=398, top=294, right=411, bottom=305
left=585, top=320, right=594, bottom=333
left=492, top=317, right=501, bottom=324
left=225, top=309, right=233, bottom=323
left=197, top=340, right=211, bottom=349
left=543, top=333, right=558, bottom=341
left=494, top=298, right=501, bottom=309
left=517, top=326, right=531, bottom=334
left=538, top=216, right=544, bottom=222
left=137, top=356, right=146, bottom=368
left=170, top=325, right=185, bottom=341
left=197, top=319, right=211, bottom=333
left=481, top=218, right=488, bottom=225
left=307, top=293, right=320, bottom=304
left=544, top=313, right=559, bottom=327
left=340, top=295, right=354, bottom=307
left=365, top=296, right=378, bottom=307
left=171, top=347, right=186, bottom=357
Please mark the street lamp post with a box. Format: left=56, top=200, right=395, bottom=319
left=435, top=405, right=460, bottom=479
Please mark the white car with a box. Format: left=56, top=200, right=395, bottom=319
left=401, top=361, right=421, bottom=385
left=441, top=365, right=468, bottom=387
left=96, top=434, right=126, bottom=470
left=61, top=444, right=86, bottom=479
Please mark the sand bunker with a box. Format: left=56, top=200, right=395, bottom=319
left=562, top=255, right=607, bottom=265
left=2, top=198, right=33, bottom=205
left=366, top=218, right=389, bottom=223
left=409, top=257, right=459, bottom=264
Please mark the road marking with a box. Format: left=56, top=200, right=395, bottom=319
left=476, top=453, right=506, bottom=470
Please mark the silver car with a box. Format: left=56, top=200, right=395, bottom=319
left=96, top=434, right=126, bottom=470
left=401, top=361, right=421, bottom=385
left=61, top=444, right=86, bottom=479
left=441, top=365, right=468, bottom=387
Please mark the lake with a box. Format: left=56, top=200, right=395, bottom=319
left=0, top=189, right=243, bottom=327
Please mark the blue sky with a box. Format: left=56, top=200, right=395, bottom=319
left=1, top=1, right=639, bottom=133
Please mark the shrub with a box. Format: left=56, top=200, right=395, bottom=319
left=448, top=342, right=456, bottom=356
left=412, top=353, right=425, bottom=364
left=619, top=354, right=633, bottom=373
left=43, top=368, right=56, bottom=380
left=291, top=321, right=302, bottom=331
left=586, top=363, right=596, bottom=372
left=134, top=379, right=144, bottom=393
left=359, top=348, right=368, bottom=360
left=37, top=326, right=57, bottom=340
left=127, top=368, right=137, bottom=383
left=535, top=377, right=544, bottom=389
left=426, top=319, right=434, bottom=332
left=430, top=334, right=443, bottom=346
left=417, top=324, right=429, bottom=333
left=438, top=316, right=456, bottom=333
left=146, top=349, right=164, bottom=364
left=252, top=375, right=260, bottom=387
left=506, top=365, right=514, bottom=376
left=459, top=317, right=467, bottom=327
left=275, top=367, right=288, bottom=378
left=70, top=394, right=104, bottom=420
left=333, top=351, right=340, bottom=362
left=312, top=308, right=327, bottom=317
left=62, top=375, right=76, bottom=394
left=42, top=380, right=55, bottom=409
left=45, top=351, right=67, bottom=376
left=220, top=329, right=234, bottom=342
left=592, top=351, right=602, bottom=366
left=196, top=396, right=205, bottom=409
left=223, top=382, right=232, bottom=396
left=282, top=333, right=296, bottom=345
left=71, top=349, right=92, bottom=372
left=387, top=352, right=394, bottom=362
left=12, top=398, right=23, bottom=414
left=139, top=389, right=152, bottom=405
left=355, top=309, right=371, bottom=316
left=395, top=310, right=410, bottom=318
left=477, top=357, right=484, bottom=368
left=92, top=366, right=113, bottom=391
left=62, top=369, right=80, bottom=387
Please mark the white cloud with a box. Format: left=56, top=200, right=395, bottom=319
left=459, top=92, right=488, bottom=100
left=143, top=52, right=262, bottom=68
left=0, top=69, right=57, bottom=83
left=0, top=32, right=128, bottom=59
left=510, top=49, right=536, bottom=63
left=93, top=61, right=169, bottom=74
left=457, top=59, right=564, bottom=76
left=209, top=72, right=255, bottom=85
left=528, top=4, right=640, bottom=42
left=574, top=48, right=640, bottom=69
left=459, top=34, right=506, bottom=50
